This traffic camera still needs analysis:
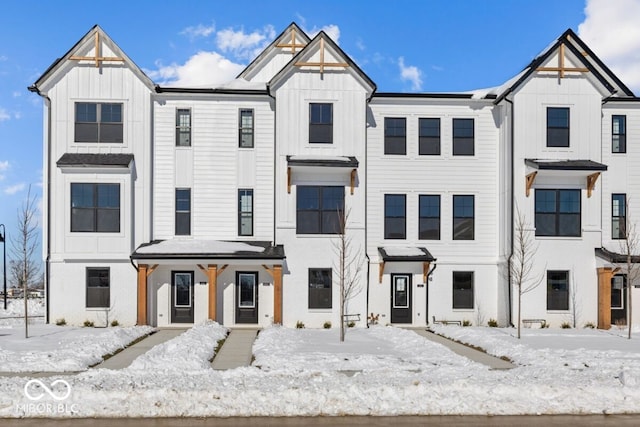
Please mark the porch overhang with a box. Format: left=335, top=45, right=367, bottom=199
left=524, top=159, right=607, bottom=198
left=377, top=246, right=436, bottom=284
left=57, top=153, right=134, bottom=170
left=286, top=155, right=359, bottom=194
left=595, top=247, right=640, bottom=265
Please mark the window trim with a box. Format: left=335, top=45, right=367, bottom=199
left=239, top=108, right=254, bottom=148
left=546, top=107, right=570, bottom=148
left=452, top=271, right=474, bottom=310
left=176, top=108, right=191, bottom=147
left=534, top=189, right=581, bottom=237
left=74, top=102, right=124, bottom=144
left=453, top=195, right=474, bottom=240
left=70, top=183, right=121, bottom=233
left=175, top=188, right=191, bottom=236
left=308, top=268, right=332, bottom=309
left=612, top=193, right=626, bottom=240
left=546, top=270, right=570, bottom=311
left=86, top=267, right=110, bottom=308
left=384, top=194, right=406, bottom=240
left=238, top=189, right=254, bottom=237
left=419, top=118, right=441, bottom=155
left=309, top=103, right=333, bottom=144
left=612, top=115, right=626, bottom=153
left=384, top=117, right=407, bottom=155
left=452, top=118, right=475, bottom=156
left=419, top=194, right=440, bottom=240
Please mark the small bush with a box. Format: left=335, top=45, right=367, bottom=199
left=55, top=318, right=66, bottom=326
left=584, top=321, right=596, bottom=329
left=561, top=322, right=572, bottom=329
left=296, top=320, right=305, bottom=329
left=83, top=320, right=94, bottom=327
left=487, top=318, right=498, bottom=327
left=462, top=320, right=472, bottom=327
left=368, top=313, right=380, bottom=325
left=110, top=320, right=119, bottom=327
left=347, top=321, right=356, bottom=328
left=541, top=320, right=550, bottom=328
left=323, top=321, right=332, bottom=329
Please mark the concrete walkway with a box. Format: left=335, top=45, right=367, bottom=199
left=211, top=329, right=259, bottom=370
left=409, top=328, right=515, bottom=370
left=93, top=328, right=187, bottom=370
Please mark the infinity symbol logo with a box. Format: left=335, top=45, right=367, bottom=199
left=24, top=379, right=72, bottom=401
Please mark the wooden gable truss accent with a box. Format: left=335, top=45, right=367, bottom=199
left=525, top=172, right=537, bottom=197
left=536, top=43, right=589, bottom=78
left=275, top=27, right=306, bottom=54
left=294, top=38, right=349, bottom=75
left=70, top=32, right=124, bottom=68
left=587, top=172, right=600, bottom=198
left=262, top=264, right=283, bottom=324
left=136, top=264, right=157, bottom=325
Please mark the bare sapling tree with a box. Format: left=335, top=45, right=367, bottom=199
left=620, top=196, right=640, bottom=340
left=570, top=269, right=581, bottom=328
left=10, top=185, right=41, bottom=338
left=510, top=205, right=544, bottom=339
left=334, top=208, right=363, bottom=342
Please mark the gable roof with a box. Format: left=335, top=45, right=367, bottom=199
left=494, top=29, right=635, bottom=104
left=29, top=25, right=155, bottom=93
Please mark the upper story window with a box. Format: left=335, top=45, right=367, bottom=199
left=452, top=118, right=474, bottom=156
left=175, top=188, right=191, bottom=236
left=75, top=102, right=123, bottom=143
left=612, top=193, right=626, bottom=240
left=238, top=189, right=253, bottom=236
left=296, top=186, right=344, bottom=234
left=239, top=109, right=254, bottom=148
left=612, top=115, right=626, bottom=153
left=384, top=118, right=406, bottom=155
left=176, top=109, right=191, bottom=147
left=384, top=194, right=406, bottom=239
left=419, top=118, right=441, bottom=155
left=309, top=103, right=333, bottom=143
left=547, top=107, right=570, bottom=147
left=419, top=195, right=440, bottom=240
left=71, top=183, right=120, bottom=233
left=453, top=195, right=474, bottom=240
left=535, top=189, right=580, bottom=237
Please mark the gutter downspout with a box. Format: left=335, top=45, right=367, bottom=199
left=267, top=84, right=277, bottom=247
left=505, top=97, right=515, bottom=327
left=426, top=262, right=437, bottom=325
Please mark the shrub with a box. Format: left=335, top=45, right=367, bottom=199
left=584, top=321, right=596, bottom=329
left=323, top=321, right=332, bottom=329
left=487, top=318, right=498, bottom=327
left=83, top=320, right=94, bottom=327
left=55, top=318, right=66, bottom=326
left=110, top=320, right=119, bottom=327
left=462, top=320, right=472, bottom=327
left=561, top=322, right=572, bottom=329
left=367, top=313, right=380, bottom=326
left=295, top=320, right=305, bottom=329
left=347, top=321, right=356, bottom=328
left=540, top=320, right=549, bottom=328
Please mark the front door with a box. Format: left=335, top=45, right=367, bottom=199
left=611, top=274, right=627, bottom=325
left=236, top=272, right=258, bottom=324
left=391, top=274, right=412, bottom=324
left=171, top=271, right=194, bottom=323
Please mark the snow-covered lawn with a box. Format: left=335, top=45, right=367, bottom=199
left=0, top=298, right=45, bottom=326
left=1, top=324, right=640, bottom=417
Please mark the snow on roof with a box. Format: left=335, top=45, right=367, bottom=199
left=216, top=78, right=267, bottom=91
left=467, top=68, right=528, bottom=99
left=381, top=247, right=426, bottom=257
left=136, top=239, right=266, bottom=255
left=288, top=155, right=353, bottom=162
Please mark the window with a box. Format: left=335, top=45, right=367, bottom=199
left=419, top=195, right=440, bottom=240
left=612, top=115, right=626, bottom=153
left=175, top=189, right=191, bottom=236
left=419, top=118, right=440, bottom=155
left=309, top=268, right=332, bottom=309
left=453, top=271, right=474, bottom=309
left=547, top=107, right=570, bottom=147
left=309, top=103, right=333, bottom=143
left=86, top=267, right=110, bottom=308
left=238, top=189, right=253, bottom=236
left=453, top=195, right=474, bottom=240
left=611, top=275, right=625, bottom=309
left=453, top=118, right=474, bottom=156
left=176, top=109, right=191, bottom=147
left=535, top=189, right=581, bottom=237
left=296, top=186, right=344, bottom=234
left=384, top=118, right=406, bottom=154
left=547, top=271, right=569, bottom=310
left=239, top=109, right=254, bottom=148
left=71, top=183, right=120, bottom=232
left=612, top=193, right=626, bottom=239
left=75, top=102, right=123, bottom=143
left=384, top=194, right=406, bottom=239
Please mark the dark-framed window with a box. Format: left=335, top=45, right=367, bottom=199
left=176, top=108, right=191, bottom=147
left=309, top=268, right=332, bottom=309
left=384, top=117, right=406, bottom=155
left=453, top=195, right=474, bottom=240
left=175, top=188, right=191, bottom=236
left=419, top=195, right=440, bottom=240
left=75, top=102, right=123, bottom=143
left=238, top=189, right=253, bottom=236
left=309, top=103, right=333, bottom=143
left=419, top=118, right=440, bottom=155
left=239, top=109, right=254, bottom=148
left=612, top=115, right=626, bottom=153
left=453, top=118, right=474, bottom=156
left=535, top=189, right=581, bottom=237
left=453, top=271, right=474, bottom=309
left=611, top=274, right=625, bottom=309
left=296, top=186, right=344, bottom=234
left=547, top=107, right=570, bottom=147
left=547, top=270, right=569, bottom=310
left=384, top=194, right=406, bottom=239
left=86, top=267, right=110, bottom=308
left=71, top=183, right=120, bottom=233
left=612, top=193, right=626, bottom=240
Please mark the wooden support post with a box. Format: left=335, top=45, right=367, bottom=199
left=379, top=261, right=385, bottom=284
left=137, top=264, right=148, bottom=325
left=273, top=265, right=283, bottom=325
left=587, top=172, right=600, bottom=198
left=287, top=167, right=291, bottom=194
left=350, top=169, right=356, bottom=195
left=597, top=267, right=614, bottom=329
left=208, top=265, right=217, bottom=321
left=525, top=172, right=537, bottom=197
left=423, top=262, right=430, bottom=284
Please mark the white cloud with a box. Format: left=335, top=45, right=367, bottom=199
left=305, top=24, right=341, bottom=44
left=0, top=160, right=9, bottom=181
left=216, top=25, right=276, bottom=60
left=14, top=112, right=21, bottom=120
left=4, top=183, right=25, bottom=195
left=12, top=91, right=21, bottom=98
left=0, top=55, right=7, bottom=61
left=147, top=51, right=244, bottom=87
left=180, top=23, right=216, bottom=39
left=578, top=0, right=640, bottom=94
left=0, top=108, right=10, bottom=122
left=356, top=38, right=366, bottom=51
left=398, top=57, right=423, bottom=91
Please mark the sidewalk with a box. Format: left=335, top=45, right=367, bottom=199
left=409, top=328, right=515, bottom=370
left=211, top=329, right=259, bottom=370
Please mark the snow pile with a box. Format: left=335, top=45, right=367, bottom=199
left=127, top=320, right=227, bottom=372
left=0, top=324, right=153, bottom=372
left=0, top=298, right=45, bottom=326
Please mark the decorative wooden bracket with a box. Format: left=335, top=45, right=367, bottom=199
left=294, top=38, right=349, bottom=75
left=199, top=264, right=228, bottom=276
left=70, top=32, right=124, bottom=68
left=536, top=43, right=588, bottom=78
left=287, top=167, right=292, bottom=194
left=525, top=172, right=537, bottom=197
left=378, top=261, right=385, bottom=284
left=350, top=169, right=356, bottom=195
left=587, top=172, right=600, bottom=198
left=423, top=262, right=430, bottom=284
left=146, top=264, right=158, bottom=277
left=275, top=27, right=306, bottom=54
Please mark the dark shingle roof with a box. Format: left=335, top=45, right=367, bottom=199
left=286, top=155, right=359, bottom=168
left=525, top=159, right=607, bottom=171
left=378, top=247, right=436, bottom=262
left=596, top=247, right=640, bottom=264
left=57, top=153, right=134, bottom=167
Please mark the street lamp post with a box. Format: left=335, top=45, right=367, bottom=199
left=0, top=224, right=6, bottom=310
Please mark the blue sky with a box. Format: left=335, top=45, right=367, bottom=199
left=0, top=0, right=639, bottom=270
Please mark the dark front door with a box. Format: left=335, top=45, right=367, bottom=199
left=611, top=274, right=627, bottom=325
left=391, top=274, right=412, bottom=324
left=236, top=272, right=258, bottom=324
left=171, top=271, right=194, bottom=323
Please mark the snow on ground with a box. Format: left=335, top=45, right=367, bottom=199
left=2, top=324, right=640, bottom=417
left=0, top=298, right=45, bottom=326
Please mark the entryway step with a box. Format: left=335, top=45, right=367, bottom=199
left=211, top=328, right=259, bottom=370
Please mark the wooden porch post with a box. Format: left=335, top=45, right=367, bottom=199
left=137, top=264, right=148, bottom=325
left=597, top=267, right=613, bottom=330
left=273, top=265, right=283, bottom=325
left=208, top=264, right=217, bottom=321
